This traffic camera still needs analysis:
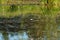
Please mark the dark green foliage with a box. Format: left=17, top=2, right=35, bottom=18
left=23, top=13, right=46, bottom=38
left=0, top=13, right=56, bottom=38
left=23, top=13, right=40, bottom=28
left=8, top=4, right=18, bottom=12
left=0, top=16, right=22, bottom=32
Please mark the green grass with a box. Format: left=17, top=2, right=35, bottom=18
left=0, top=5, right=43, bottom=18
left=0, top=0, right=60, bottom=18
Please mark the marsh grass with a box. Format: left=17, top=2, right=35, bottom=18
left=0, top=0, right=59, bottom=39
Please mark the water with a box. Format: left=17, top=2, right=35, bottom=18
left=0, top=31, right=29, bottom=40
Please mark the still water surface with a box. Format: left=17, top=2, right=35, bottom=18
left=0, top=31, right=29, bottom=40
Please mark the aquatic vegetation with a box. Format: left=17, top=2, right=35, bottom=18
left=0, top=16, right=22, bottom=32
left=23, top=13, right=46, bottom=38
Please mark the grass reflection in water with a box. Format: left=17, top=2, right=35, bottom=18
left=0, top=31, right=28, bottom=40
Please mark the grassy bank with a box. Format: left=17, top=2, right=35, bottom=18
left=0, top=0, right=60, bottom=39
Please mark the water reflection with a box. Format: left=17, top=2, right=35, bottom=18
left=0, top=31, right=29, bottom=40
left=0, top=33, right=4, bottom=40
